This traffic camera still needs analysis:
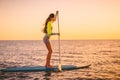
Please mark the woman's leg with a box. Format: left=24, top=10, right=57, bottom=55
left=45, top=41, right=53, bottom=67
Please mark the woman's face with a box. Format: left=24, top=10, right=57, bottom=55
left=50, top=17, right=56, bottom=22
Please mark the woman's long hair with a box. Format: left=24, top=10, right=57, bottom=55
left=43, top=13, right=55, bottom=33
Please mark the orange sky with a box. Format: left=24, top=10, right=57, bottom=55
left=0, top=0, right=120, bottom=40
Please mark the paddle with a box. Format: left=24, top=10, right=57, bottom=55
left=56, top=11, right=62, bottom=71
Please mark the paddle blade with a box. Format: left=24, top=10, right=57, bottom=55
left=58, top=64, right=62, bottom=71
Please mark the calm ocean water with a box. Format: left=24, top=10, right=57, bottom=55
left=0, top=40, right=120, bottom=80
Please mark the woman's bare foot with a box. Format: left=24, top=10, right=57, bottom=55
left=45, top=65, right=53, bottom=68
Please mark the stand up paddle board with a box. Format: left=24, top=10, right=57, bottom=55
left=1, top=64, right=91, bottom=72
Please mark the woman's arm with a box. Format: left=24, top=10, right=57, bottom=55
left=54, top=11, right=58, bottom=21
left=51, top=11, right=59, bottom=35
left=52, top=33, right=59, bottom=35
left=55, top=11, right=58, bottom=17
left=47, top=22, right=59, bottom=36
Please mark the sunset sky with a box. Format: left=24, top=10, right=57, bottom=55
left=0, top=0, right=120, bottom=40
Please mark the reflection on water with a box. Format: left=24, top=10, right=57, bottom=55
left=0, top=40, right=120, bottom=80
left=44, top=72, right=52, bottom=80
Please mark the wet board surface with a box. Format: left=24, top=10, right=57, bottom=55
left=1, top=64, right=91, bottom=72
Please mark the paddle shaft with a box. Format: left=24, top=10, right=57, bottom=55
left=57, top=11, right=61, bottom=64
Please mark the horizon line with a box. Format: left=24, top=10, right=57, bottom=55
left=0, top=39, right=120, bottom=41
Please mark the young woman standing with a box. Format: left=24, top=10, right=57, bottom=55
left=43, top=11, right=60, bottom=68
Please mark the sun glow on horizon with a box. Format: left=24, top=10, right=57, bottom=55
left=0, top=0, right=120, bottom=40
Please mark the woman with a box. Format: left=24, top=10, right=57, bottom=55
left=43, top=11, right=60, bottom=68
